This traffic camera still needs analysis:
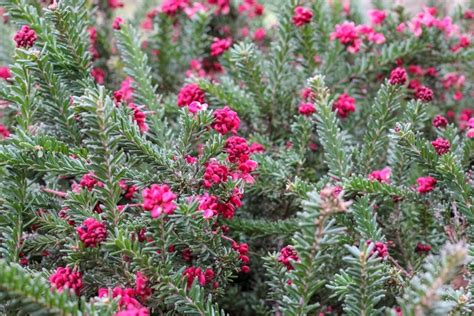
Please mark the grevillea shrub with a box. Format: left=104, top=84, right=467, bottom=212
left=0, top=0, right=473, bottom=315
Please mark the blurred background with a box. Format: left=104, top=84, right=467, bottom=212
left=120, top=0, right=470, bottom=16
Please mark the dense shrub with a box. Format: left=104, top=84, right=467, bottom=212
left=0, top=0, right=473, bottom=315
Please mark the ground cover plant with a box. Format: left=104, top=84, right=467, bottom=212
left=0, top=0, right=473, bottom=315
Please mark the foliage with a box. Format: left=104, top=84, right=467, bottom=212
left=0, top=0, right=473, bottom=315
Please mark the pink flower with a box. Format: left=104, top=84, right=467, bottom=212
left=368, top=167, right=391, bottom=184
left=212, top=106, right=240, bottom=134
left=464, top=9, right=474, bottom=19
left=119, top=180, right=138, bottom=200
left=249, top=142, right=265, bottom=153
left=127, top=103, right=149, bottom=131
left=238, top=0, right=264, bottom=17
left=408, top=79, right=421, bottom=90
left=91, top=67, right=105, bottom=84
left=210, top=38, right=232, bottom=57
left=407, top=19, right=423, bottom=37
left=253, top=28, right=266, bottom=41
left=128, top=103, right=149, bottom=133
left=466, top=128, right=474, bottom=139
left=424, top=67, right=437, bottom=77
left=292, top=6, right=313, bottom=27
left=367, top=241, right=389, bottom=259
left=185, top=155, right=197, bottom=164
left=396, top=23, right=406, bottom=32
left=232, top=159, right=258, bottom=184
left=88, top=27, right=99, bottom=59
left=183, top=266, right=216, bottom=288
left=208, top=0, right=230, bottom=15
left=203, top=160, right=228, bottom=188
left=184, top=2, right=206, bottom=17
left=177, top=83, right=205, bottom=107
left=431, top=137, right=450, bottom=155
left=108, top=0, right=124, bottom=9
left=442, top=72, right=464, bottom=89
left=453, top=91, right=463, bottom=102
left=389, top=67, right=407, bottom=85
left=114, top=77, right=134, bottom=104
left=216, top=201, right=236, bottom=219
left=49, top=267, right=83, bottom=296
left=330, top=22, right=361, bottom=53
left=278, top=246, right=299, bottom=270
left=432, top=115, right=448, bottom=128
left=0, top=66, right=11, bottom=80
left=134, top=272, right=151, bottom=301
left=79, top=172, right=103, bottom=191
left=14, top=25, right=37, bottom=48
left=298, top=102, right=316, bottom=116
left=99, top=287, right=141, bottom=309
left=240, top=27, right=249, bottom=37
left=458, top=109, right=473, bottom=130
left=333, top=93, right=356, bottom=118
left=469, top=117, right=474, bottom=129
left=415, top=242, right=432, bottom=254
left=414, top=86, right=433, bottom=102
left=300, top=87, right=316, bottom=102
left=434, top=16, right=458, bottom=38
left=113, top=17, right=124, bottom=30
left=332, top=22, right=358, bottom=43
left=356, top=25, right=385, bottom=44
left=186, top=59, right=206, bottom=78
left=0, top=124, right=10, bottom=139
left=416, top=176, right=437, bottom=193
left=368, top=31, right=385, bottom=44
left=197, top=193, right=218, bottom=219
left=188, top=101, right=208, bottom=114
left=394, top=306, right=403, bottom=316
left=160, top=0, right=188, bottom=16
left=225, top=136, right=250, bottom=163
left=76, top=218, right=107, bottom=248
left=115, top=307, right=150, bottom=316
left=368, top=9, right=386, bottom=25
left=142, top=184, right=177, bottom=218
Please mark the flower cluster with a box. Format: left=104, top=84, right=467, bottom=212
left=368, top=167, right=391, bottom=184
left=368, top=241, right=389, bottom=259
left=278, top=246, right=299, bottom=270
left=99, top=272, right=151, bottom=312
left=128, top=103, right=149, bottom=133
left=49, top=267, right=83, bottom=296
left=212, top=106, right=240, bottom=134
left=77, top=172, right=103, bottom=191
left=14, top=25, right=37, bottom=48
left=298, top=102, right=316, bottom=116
left=210, top=38, right=232, bottom=57
left=416, top=176, right=437, bottom=194
left=292, top=6, right=313, bottom=27
left=431, top=137, right=451, bottom=155
left=203, top=160, right=228, bottom=188
left=142, top=184, right=177, bottom=218
left=76, top=218, right=107, bottom=248
left=177, top=83, right=206, bottom=107
left=389, top=67, right=408, bottom=85
left=183, top=266, right=216, bottom=288
left=332, top=93, right=356, bottom=118
left=232, top=242, right=250, bottom=273
left=330, top=21, right=385, bottom=53
left=432, top=115, right=448, bottom=128
left=414, top=86, right=434, bottom=102
left=415, top=242, right=432, bottom=254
